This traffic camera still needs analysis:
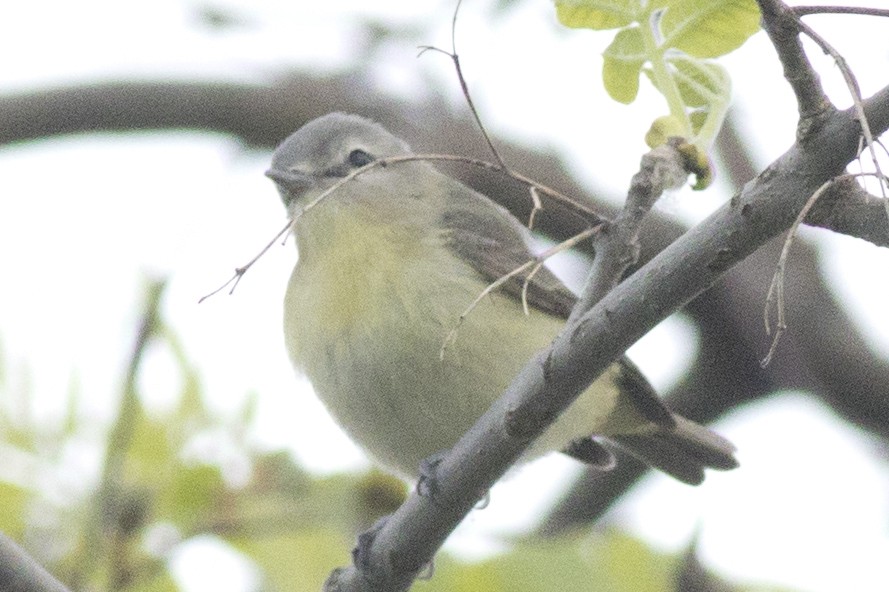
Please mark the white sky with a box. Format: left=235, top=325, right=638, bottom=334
left=1, top=1, right=889, bottom=591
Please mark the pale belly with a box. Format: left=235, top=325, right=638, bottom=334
left=284, top=233, right=623, bottom=478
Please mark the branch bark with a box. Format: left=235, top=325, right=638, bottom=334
left=0, top=533, right=71, bottom=592
left=325, top=78, right=889, bottom=590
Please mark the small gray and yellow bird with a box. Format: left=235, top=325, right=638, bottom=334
left=266, top=113, right=737, bottom=485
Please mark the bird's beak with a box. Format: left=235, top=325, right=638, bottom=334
left=265, top=167, right=314, bottom=191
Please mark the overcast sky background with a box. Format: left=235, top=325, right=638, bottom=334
left=1, top=1, right=889, bottom=591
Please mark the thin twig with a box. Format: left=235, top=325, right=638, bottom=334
left=793, top=6, right=889, bottom=18
left=439, top=226, right=598, bottom=359
left=527, top=186, right=543, bottom=230
left=292, top=153, right=603, bottom=223
left=567, top=141, right=689, bottom=325
left=201, top=153, right=609, bottom=304
left=761, top=172, right=886, bottom=366
left=386, top=153, right=606, bottom=224
left=0, top=533, right=72, bottom=592
left=520, top=261, right=545, bottom=316
left=418, top=0, right=507, bottom=170
left=198, top=220, right=291, bottom=303
left=793, top=14, right=889, bottom=216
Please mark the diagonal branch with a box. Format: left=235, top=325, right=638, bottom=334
left=324, top=79, right=889, bottom=592
left=0, top=533, right=71, bottom=592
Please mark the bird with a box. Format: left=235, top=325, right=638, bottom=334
left=265, top=112, right=737, bottom=486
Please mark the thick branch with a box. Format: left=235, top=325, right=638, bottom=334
left=804, top=176, right=889, bottom=246
left=326, top=83, right=889, bottom=591
left=0, top=533, right=71, bottom=592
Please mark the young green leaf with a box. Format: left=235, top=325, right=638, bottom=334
left=555, top=0, right=639, bottom=30
left=660, top=0, right=761, bottom=58
left=603, top=26, right=646, bottom=103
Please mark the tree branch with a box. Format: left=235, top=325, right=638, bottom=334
left=325, top=79, right=889, bottom=591
left=0, top=533, right=71, bottom=592
left=540, top=216, right=889, bottom=534
left=793, top=6, right=889, bottom=18
left=568, top=140, right=690, bottom=324
left=757, top=0, right=834, bottom=133
left=805, top=176, right=889, bottom=246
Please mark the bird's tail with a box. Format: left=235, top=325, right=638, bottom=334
left=610, top=415, right=738, bottom=485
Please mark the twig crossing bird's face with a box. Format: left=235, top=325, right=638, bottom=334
left=265, top=112, right=411, bottom=209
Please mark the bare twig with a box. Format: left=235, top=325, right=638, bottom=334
left=527, top=185, right=543, bottom=230
left=568, top=140, right=690, bottom=324
left=438, top=226, right=599, bottom=359
left=793, top=6, right=889, bottom=18
left=520, top=261, right=546, bottom=316
left=198, top=221, right=291, bottom=303
left=761, top=172, right=887, bottom=366
left=761, top=178, right=829, bottom=367
left=803, top=174, right=889, bottom=246
left=289, top=153, right=605, bottom=228
left=418, top=0, right=506, bottom=170
left=201, top=152, right=608, bottom=304
left=398, top=154, right=606, bottom=225
left=792, top=14, right=889, bottom=214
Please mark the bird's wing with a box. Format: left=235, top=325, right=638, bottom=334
left=439, top=182, right=676, bottom=429
left=439, top=186, right=578, bottom=320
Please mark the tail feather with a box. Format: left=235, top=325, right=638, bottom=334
left=610, top=415, right=738, bottom=485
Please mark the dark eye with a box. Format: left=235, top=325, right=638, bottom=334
left=348, top=149, right=375, bottom=167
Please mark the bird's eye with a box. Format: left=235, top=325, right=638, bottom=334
left=348, top=149, right=375, bottom=168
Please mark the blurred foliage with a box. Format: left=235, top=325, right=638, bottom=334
left=0, top=281, right=797, bottom=591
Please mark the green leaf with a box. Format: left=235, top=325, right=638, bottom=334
left=428, top=530, right=678, bottom=592
left=667, top=55, right=730, bottom=107
left=600, top=530, right=673, bottom=592
left=0, top=481, right=30, bottom=538
left=437, top=537, right=602, bottom=591
left=234, top=529, right=352, bottom=592
left=125, top=571, right=181, bottom=592
left=127, top=413, right=176, bottom=482
left=602, top=26, right=646, bottom=103
left=689, top=109, right=709, bottom=136
left=555, top=0, right=639, bottom=30
left=659, top=0, right=760, bottom=58
left=165, top=464, right=226, bottom=526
